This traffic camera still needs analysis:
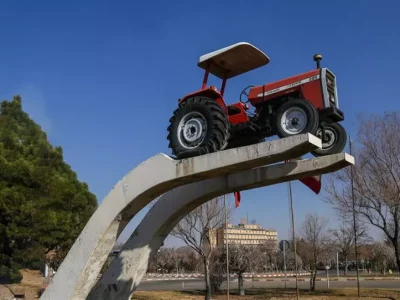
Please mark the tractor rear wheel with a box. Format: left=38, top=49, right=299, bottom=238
left=274, top=98, right=319, bottom=138
left=167, top=96, right=230, bottom=159
left=311, top=122, right=347, bottom=157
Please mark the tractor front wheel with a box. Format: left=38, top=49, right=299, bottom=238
left=167, top=96, right=230, bottom=159
left=311, top=122, right=347, bottom=157
left=274, top=98, right=319, bottom=138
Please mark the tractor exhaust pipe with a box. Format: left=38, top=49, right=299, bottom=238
left=313, top=54, right=322, bottom=69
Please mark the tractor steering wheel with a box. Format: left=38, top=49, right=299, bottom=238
left=239, top=85, right=254, bottom=104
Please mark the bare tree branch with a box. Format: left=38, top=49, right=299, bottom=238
left=298, top=212, right=330, bottom=291
left=329, top=216, right=371, bottom=275
left=170, top=196, right=234, bottom=300
left=324, top=112, right=400, bottom=271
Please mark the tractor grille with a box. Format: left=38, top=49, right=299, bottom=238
left=326, top=70, right=336, bottom=105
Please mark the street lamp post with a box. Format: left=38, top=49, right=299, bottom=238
left=349, top=136, right=361, bottom=297
left=337, top=252, right=339, bottom=279
left=224, top=194, right=230, bottom=300
left=288, top=181, right=299, bottom=300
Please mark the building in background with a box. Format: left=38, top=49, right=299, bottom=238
left=206, top=221, right=278, bottom=248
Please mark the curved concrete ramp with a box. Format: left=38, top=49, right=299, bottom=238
left=40, top=134, right=321, bottom=300
left=88, top=153, right=354, bottom=300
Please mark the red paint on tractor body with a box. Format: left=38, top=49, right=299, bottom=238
left=179, top=87, right=227, bottom=114
left=179, top=68, right=331, bottom=126
left=227, top=103, right=250, bottom=124
left=248, top=69, right=325, bottom=110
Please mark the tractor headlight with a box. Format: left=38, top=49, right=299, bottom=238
left=329, top=93, right=335, bottom=103
left=327, top=78, right=333, bottom=86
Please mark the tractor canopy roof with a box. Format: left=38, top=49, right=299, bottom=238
left=197, top=42, right=270, bottom=79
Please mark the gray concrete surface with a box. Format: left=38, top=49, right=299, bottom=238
left=88, top=152, right=354, bottom=300
left=40, top=134, right=321, bottom=300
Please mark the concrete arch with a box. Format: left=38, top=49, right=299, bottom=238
left=40, top=134, right=321, bottom=300
left=88, top=153, right=354, bottom=299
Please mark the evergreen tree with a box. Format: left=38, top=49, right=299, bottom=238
left=0, top=95, right=97, bottom=283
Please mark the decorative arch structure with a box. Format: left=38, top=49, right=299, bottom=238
left=88, top=153, right=353, bottom=299
left=39, top=134, right=354, bottom=300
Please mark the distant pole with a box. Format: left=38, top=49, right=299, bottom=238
left=326, top=267, right=330, bottom=288
left=349, top=136, right=360, bottom=297
left=224, top=194, right=230, bottom=300
left=283, top=242, right=287, bottom=290
left=337, top=252, right=339, bottom=279
left=288, top=181, right=299, bottom=300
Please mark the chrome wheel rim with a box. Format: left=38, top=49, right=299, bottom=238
left=316, top=128, right=336, bottom=150
left=280, top=107, right=307, bottom=135
left=177, top=112, right=207, bottom=149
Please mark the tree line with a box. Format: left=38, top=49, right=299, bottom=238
left=144, top=212, right=397, bottom=297
left=0, top=96, right=97, bottom=283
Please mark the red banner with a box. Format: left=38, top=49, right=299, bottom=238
left=285, top=157, right=322, bottom=194
left=234, top=191, right=241, bottom=208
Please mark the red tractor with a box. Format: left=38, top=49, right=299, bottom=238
left=167, top=42, right=346, bottom=159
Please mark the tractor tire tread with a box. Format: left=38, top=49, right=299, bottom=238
left=167, top=96, right=230, bottom=159
left=311, top=122, right=347, bottom=157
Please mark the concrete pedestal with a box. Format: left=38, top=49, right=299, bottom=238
left=40, top=134, right=321, bottom=300
left=88, top=153, right=354, bottom=299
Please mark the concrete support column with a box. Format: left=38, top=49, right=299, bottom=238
left=40, top=134, right=321, bottom=300
left=88, top=153, right=354, bottom=299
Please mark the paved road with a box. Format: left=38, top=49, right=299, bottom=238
left=136, top=278, right=400, bottom=291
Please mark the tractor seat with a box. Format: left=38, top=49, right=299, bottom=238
left=227, top=103, right=249, bottom=115
left=227, top=105, right=242, bottom=115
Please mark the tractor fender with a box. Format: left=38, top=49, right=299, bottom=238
left=179, top=88, right=228, bottom=114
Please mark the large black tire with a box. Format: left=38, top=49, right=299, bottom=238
left=274, top=98, right=319, bottom=138
left=311, top=122, right=347, bottom=157
left=167, top=96, right=230, bottom=159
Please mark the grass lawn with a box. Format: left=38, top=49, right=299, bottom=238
left=131, top=288, right=400, bottom=299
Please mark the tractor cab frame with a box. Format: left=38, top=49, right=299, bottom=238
left=179, top=42, right=270, bottom=125
left=198, top=42, right=270, bottom=94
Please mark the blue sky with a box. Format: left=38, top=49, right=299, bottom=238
left=1, top=0, right=399, bottom=246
